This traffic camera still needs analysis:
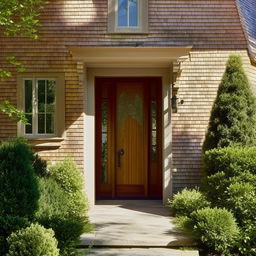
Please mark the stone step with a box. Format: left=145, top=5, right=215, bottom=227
left=81, top=201, right=196, bottom=248
left=84, top=248, right=199, bottom=256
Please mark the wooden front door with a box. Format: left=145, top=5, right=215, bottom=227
left=96, top=77, right=162, bottom=199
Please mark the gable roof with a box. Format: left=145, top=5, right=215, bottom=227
left=236, top=0, right=256, bottom=63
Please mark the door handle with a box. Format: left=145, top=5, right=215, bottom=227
left=117, top=149, right=125, bottom=168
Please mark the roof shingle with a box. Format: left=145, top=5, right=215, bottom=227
left=236, top=0, right=256, bottom=62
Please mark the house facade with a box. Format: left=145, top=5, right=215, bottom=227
left=0, top=0, right=256, bottom=205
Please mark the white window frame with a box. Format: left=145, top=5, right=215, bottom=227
left=108, top=0, right=148, bottom=34
left=17, top=73, right=65, bottom=139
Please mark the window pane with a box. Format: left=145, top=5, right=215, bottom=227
left=46, top=80, right=56, bottom=113
left=129, top=0, right=138, bottom=26
left=47, top=80, right=55, bottom=103
left=46, top=113, right=54, bottom=133
left=118, top=0, right=128, bottom=27
left=38, top=114, right=45, bottom=133
left=24, top=80, right=32, bottom=113
left=38, top=80, right=46, bottom=113
left=25, top=114, right=32, bottom=134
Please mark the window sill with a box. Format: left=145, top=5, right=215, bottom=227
left=27, top=137, right=64, bottom=150
left=107, top=30, right=148, bottom=35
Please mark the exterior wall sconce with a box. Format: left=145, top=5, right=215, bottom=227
left=171, top=86, right=179, bottom=113
left=171, top=94, right=178, bottom=113
left=171, top=59, right=186, bottom=113
left=171, top=86, right=184, bottom=113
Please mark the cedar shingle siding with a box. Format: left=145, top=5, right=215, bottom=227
left=0, top=0, right=255, bottom=195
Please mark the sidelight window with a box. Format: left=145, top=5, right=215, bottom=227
left=101, top=102, right=108, bottom=184
left=150, top=101, right=158, bottom=161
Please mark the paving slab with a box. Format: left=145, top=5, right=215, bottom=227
left=86, top=248, right=199, bottom=256
left=80, top=200, right=195, bottom=247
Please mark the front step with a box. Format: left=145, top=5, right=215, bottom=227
left=84, top=248, right=199, bottom=256
left=81, top=201, right=199, bottom=255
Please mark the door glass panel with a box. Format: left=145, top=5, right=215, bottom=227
left=117, top=92, right=143, bottom=129
left=151, top=101, right=157, bottom=162
left=101, top=102, right=108, bottom=184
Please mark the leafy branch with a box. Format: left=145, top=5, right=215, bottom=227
left=0, top=100, right=29, bottom=124
left=0, top=0, right=46, bottom=123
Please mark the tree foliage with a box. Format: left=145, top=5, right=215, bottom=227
left=0, top=0, right=45, bottom=39
left=0, top=0, right=46, bottom=121
left=203, top=55, right=256, bottom=152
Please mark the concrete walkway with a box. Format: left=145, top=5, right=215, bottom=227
left=80, top=200, right=198, bottom=256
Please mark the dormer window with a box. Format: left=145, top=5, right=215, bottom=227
left=118, top=0, right=138, bottom=27
left=108, top=0, right=148, bottom=33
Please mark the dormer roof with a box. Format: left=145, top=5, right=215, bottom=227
left=236, top=0, right=256, bottom=63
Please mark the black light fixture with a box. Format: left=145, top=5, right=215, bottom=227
left=171, top=94, right=178, bottom=113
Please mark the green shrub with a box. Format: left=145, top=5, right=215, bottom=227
left=202, top=172, right=230, bottom=206
left=0, top=216, right=29, bottom=255
left=190, top=208, right=239, bottom=255
left=35, top=178, right=70, bottom=219
left=7, top=223, right=59, bottom=256
left=0, top=137, right=39, bottom=218
left=203, top=55, right=256, bottom=152
left=36, top=159, right=91, bottom=256
left=237, top=225, right=256, bottom=256
left=226, top=182, right=256, bottom=226
left=225, top=182, right=256, bottom=255
left=173, top=216, right=194, bottom=235
left=168, top=188, right=210, bottom=217
left=32, top=153, right=48, bottom=177
left=203, top=146, right=256, bottom=177
left=49, top=158, right=88, bottom=216
left=39, top=215, right=89, bottom=256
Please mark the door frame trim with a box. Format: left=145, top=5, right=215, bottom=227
left=84, top=67, right=172, bottom=206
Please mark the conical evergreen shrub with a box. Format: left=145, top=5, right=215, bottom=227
left=203, top=55, right=256, bottom=152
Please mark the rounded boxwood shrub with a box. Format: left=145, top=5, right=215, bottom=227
left=190, top=208, right=239, bottom=255
left=226, top=182, right=256, bottom=226
left=0, top=216, right=29, bottom=255
left=226, top=182, right=256, bottom=255
left=203, top=147, right=256, bottom=177
left=0, top=137, right=39, bottom=218
left=168, top=188, right=210, bottom=217
left=7, top=223, right=59, bottom=256
left=202, top=172, right=230, bottom=207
